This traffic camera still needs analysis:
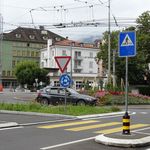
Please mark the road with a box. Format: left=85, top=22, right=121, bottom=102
left=0, top=108, right=149, bottom=150
left=0, top=91, right=37, bottom=103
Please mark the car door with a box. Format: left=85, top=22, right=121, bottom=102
left=48, top=87, right=60, bottom=105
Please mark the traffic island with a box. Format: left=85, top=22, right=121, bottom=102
left=95, top=132, right=150, bottom=148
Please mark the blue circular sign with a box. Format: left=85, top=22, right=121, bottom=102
left=59, top=74, right=72, bottom=88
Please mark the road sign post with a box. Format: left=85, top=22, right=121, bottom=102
left=59, top=73, right=72, bottom=112
left=119, top=31, right=136, bottom=135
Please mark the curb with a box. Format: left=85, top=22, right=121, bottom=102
left=95, top=134, right=150, bottom=148
left=0, top=110, right=76, bottom=118
left=0, top=122, right=19, bottom=128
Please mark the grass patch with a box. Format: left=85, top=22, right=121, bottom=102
left=0, top=102, right=120, bottom=116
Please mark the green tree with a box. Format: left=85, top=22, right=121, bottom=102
left=97, top=11, right=150, bottom=85
left=14, top=61, right=49, bottom=89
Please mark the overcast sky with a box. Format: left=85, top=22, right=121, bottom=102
left=0, top=0, right=150, bottom=41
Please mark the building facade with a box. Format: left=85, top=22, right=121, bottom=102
left=40, top=39, right=101, bottom=90
left=1, top=27, right=64, bottom=88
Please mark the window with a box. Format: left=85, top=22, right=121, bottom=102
left=22, top=51, right=26, bottom=57
left=62, top=50, right=67, bottom=56
left=76, top=81, right=83, bottom=89
left=27, top=51, right=30, bottom=57
left=89, top=52, right=93, bottom=58
left=31, top=51, right=35, bottom=57
left=89, top=61, right=93, bottom=68
left=7, top=71, right=11, bottom=76
left=2, top=71, right=6, bottom=76
left=42, top=36, right=48, bottom=40
left=17, top=50, right=21, bottom=56
left=50, top=88, right=58, bottom=94
left=12, top=60, right=16, bottom=67
left=52, top=51, right=54, bottom=56
left=15, top=34, right=21, bottom=38
left=29, top=35, right=35, bottom=40
left=12, top=50, right=17, bottom=56
left=54, top=81, right=60, bottom=86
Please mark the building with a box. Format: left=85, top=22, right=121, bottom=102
left=40, top=39, right=101, bottom=90
left=1, top=27, right=64, bottom=88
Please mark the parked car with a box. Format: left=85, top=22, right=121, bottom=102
left=35, top=86, right=97, bottom=106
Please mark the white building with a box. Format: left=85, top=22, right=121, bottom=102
left=40, top=39, right=101, bottom=90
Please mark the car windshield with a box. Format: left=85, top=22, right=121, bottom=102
left=67, top=88, right=79, bottom=94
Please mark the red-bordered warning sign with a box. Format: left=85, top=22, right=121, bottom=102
left=54, top=56, right=71, bottom=73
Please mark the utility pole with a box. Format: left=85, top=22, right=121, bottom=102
left=0, top=14, right=3, bottom=91
left=113, top=49, right=116, bottom=87
left=108, top=0, right=111, bottom=84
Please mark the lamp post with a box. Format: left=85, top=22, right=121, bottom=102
left=0, top=14, right=3, bottom=92
left=107, top=0, right=111, bottom=84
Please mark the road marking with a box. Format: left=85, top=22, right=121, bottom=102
left=38, top=120, right=99, bottom=129
left=40, top=136, right=95, bottom=150
left=65, top=122, right=121, bottom=131
left=95, top=124, right=149, bottom=134
left=133, top=131, right=150, bottom=136
left=0, top=126, right=23, bottom=131
left=83, top=112, right=136, bottom=120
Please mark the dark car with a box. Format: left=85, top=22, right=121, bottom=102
left=36, top=86, right=97, bottom=106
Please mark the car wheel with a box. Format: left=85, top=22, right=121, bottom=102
left=77, top=100, right=86, bottom=106
left=40, top=98, right=49, bottom=106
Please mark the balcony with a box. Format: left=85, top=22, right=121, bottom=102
left=74, top=56, right=83, bottom=60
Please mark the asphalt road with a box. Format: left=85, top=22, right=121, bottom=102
left=0, top=91, right=37, bottom=103
left=0, top=108, right=149, bottom=150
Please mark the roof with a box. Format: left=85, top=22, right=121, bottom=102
left=3, top=27, right=65, bottom=43
left=54, top=39, right=99, bottom=49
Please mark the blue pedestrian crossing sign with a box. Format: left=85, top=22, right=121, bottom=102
left=119, top=31, right=136, bottom=57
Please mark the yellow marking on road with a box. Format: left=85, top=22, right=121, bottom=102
left=95, top=124, right=149, bottom=134
left=38, top=120, right=99, bottom=129
left=65, top=122, right=121, bottom=131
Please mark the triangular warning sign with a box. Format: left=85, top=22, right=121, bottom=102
left=54, top=56, right=71, bottom=73
left=121, top=34, right=134, bottom=46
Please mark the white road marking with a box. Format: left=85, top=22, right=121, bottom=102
left=140, top=112, right=148, bottom=114
left=40, top=136, right=95, bottom=150
left=133, top=126, right=150, bottom=132
left=83, top=112, right=136, bottom=120
left=133, top=131, right=150, bottom=136
left=0, top=126, right=23, bottom=131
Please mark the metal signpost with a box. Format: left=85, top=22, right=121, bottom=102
left=54, top=56, right=72, bottom=112
left=59, top=73, right=72, bottom=112
left=119, top=31, right=136, bottom=135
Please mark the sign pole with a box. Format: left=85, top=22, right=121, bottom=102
left=125, top=56, right=128, bottom=113
left=64, top=88, right=67, bottom=113
left=119, top=31, right=136, bottom=135
left=122, top=56, right=130, bottom=135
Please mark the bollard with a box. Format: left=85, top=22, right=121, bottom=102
left=122, top=112, right=130, bottom=135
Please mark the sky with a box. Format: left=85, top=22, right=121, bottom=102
left=0, top=0, right=150, bottom=41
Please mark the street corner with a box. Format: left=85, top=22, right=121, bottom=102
left=95, top=132, right=150, bottom=148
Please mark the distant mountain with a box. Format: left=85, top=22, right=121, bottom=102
left=78, top=35, right=102, bottom=43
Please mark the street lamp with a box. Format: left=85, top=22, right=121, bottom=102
left=0, top=14, right=3, bottom=92
left=107, top=0, right=111, bottom=84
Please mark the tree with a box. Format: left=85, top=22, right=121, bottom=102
left=14, top=61, right=49, bottom=89
left=97, top=11, right=150, bottom=86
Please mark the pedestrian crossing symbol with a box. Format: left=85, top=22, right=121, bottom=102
left=121, top=34, right=134, bottom=46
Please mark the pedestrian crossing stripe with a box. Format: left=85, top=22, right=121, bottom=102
left=121, top=34, right=134, bottom=46
left=38, top=120, right=99, bottom=129
left=65, top=122, right=121, bottom=131
left=95, top=124, right=149, bottom=134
